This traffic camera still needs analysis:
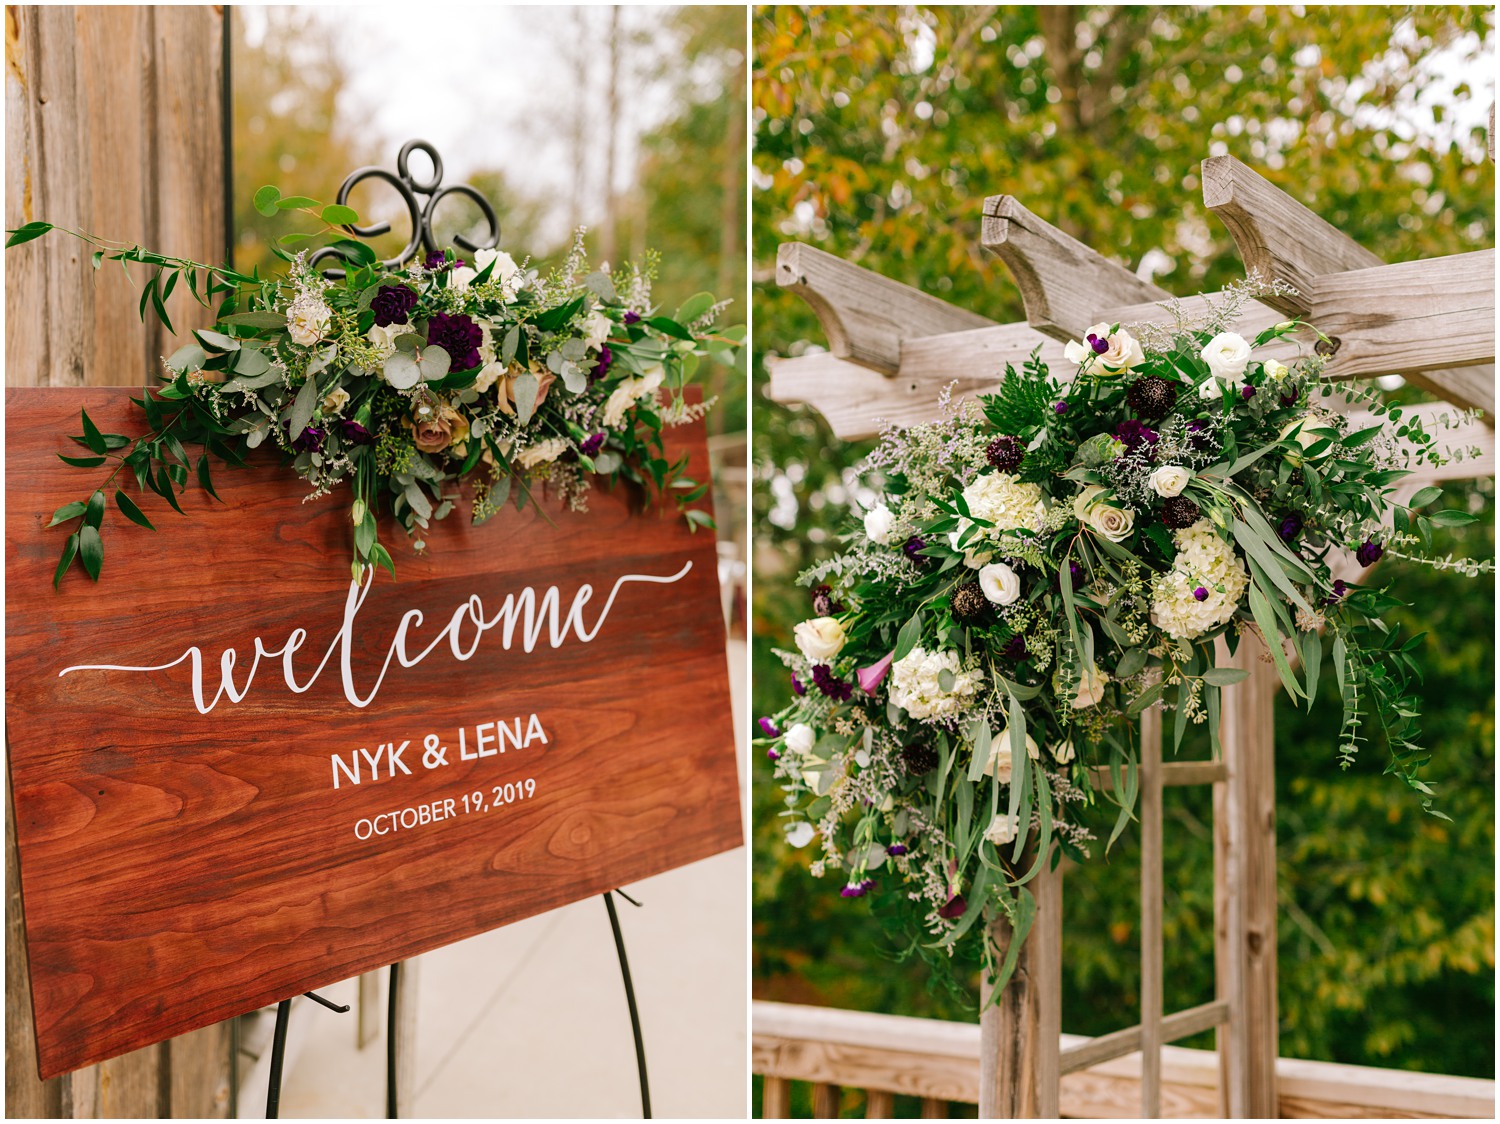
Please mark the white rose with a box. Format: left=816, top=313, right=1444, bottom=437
left=1263, top=358, right=1292, bottom=383
left=286, top=296, right=331, bottom=347
left=863, top=502, right=895, bottom=545
left=785, top=821, right=816, bottom=848
left=794, top=617, right=847, bottom=663
left=1071, top=664, right=1109, bottom=709
left=1054, top=740, right=1076, bottom=764
left=984, top=726, right=1039, bottom=783
left=1197, top=377, right=1224, bottom=401
left=1200, top=332, right=1251, bottom=382
left=517, top=437, right=569, bottom=469
left=322, top=387, right=350, bottom=414
left=473, top=361, right=506, bottom=393
left=636, top=362, right=666, bottom=398
left=1149, top=465, right=1191, bottom=498
left=1063, top=323, right=1145, bottom=373
left=784, top=723, right=816, bottom=757
left=583, top=310, right=614, bottom=352
left=978, top=561, right=1021, bottom=605
left=368, top=322, right=406, bottom=358
left=1073, top=485, right=1135, bottom=543
left=984, top=814, right=1020, bottom=847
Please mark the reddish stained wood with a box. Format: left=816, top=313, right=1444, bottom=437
left=5, top=386, right=742, bottom=1080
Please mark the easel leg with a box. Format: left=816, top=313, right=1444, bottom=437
left=264, top=999, right=291, bottom=1120
left=386, top=962, right=401, bottom=1120
left=604, top=890, right=652, bottom=1118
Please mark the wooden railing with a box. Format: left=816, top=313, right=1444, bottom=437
left=752, top=1001, right=1496, bottom=1119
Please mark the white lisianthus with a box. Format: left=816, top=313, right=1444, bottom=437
left=785, top=821, right=816, bottom=848
left=1073, top=485, right=1136, bottom=543
left=1149, top=465, right=1191, bottom=498
left=601, top=365, right=665, bottom=428
left=322, top=387, right=350, bottom=414
left=1149, top=519, right=1250, bottom=640
left=286, top=294, right=331, bottom=347
left=582, top=310, right=614, bottom=352
left=888, top=647, right=983, bottom=720
left=1263, top=358, right=1292, bottom=383
left=784, top=723, right=816, bottom=758
left=794, top=616, right=847, bottom=662
left=1063, top=323, right=1146, bottom=373
left=1200, top=332, right=1252, bottom=382
left=1197, top=377, right=1224, bottom=401
left=863, top=502, right=895, bottom=545
left=984, top=813, right=1021, bottom=846
left=516, top=437, right=569, bottom=469
left=367, top=322, right=406, bottom=358
left=1071, top=663, right=1110, bottom=709
left=978, top=561, right=1021, bottom=605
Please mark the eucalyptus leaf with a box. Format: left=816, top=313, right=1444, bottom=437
left=512, top=372, right=540, bottom=426
left=287, top=374, right=319, bottom=438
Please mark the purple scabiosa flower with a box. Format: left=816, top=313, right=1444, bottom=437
left=1054, top=400, right=1069, bottom=415
left=427, top=312, right=484, bottom=371
left=791, top=672, right=806, bottom=697
left=903, top=535, right=931, bottom=566
left=887, top=843, right=909, bottom=857
left=1193, top=586, right=1209, bottom=602
left=811, top=583, right=844, bottom=616
left=1356, top=539, right=1384, bottom=567
left=623, top=309, right=641, bottom=325
left=757, top=717, right=780, bottom=739
left=811, top=664, right=853, bottom=702
left=937, top=894, right=968, bottom=920
left=1241, top=384, right=1257, bottom=401
left=985, top=435, right=1024, bottom=473
left=592, top=345, right=613, bottom=381
left=338, top=419, right=374, bottom=446
left=1114, top=418, right=1159, bottom=453
left=292, top=425, right=325, bottom=454
left=1277, top=514, right=1303, bottom=542
left=370, top=284, right=418, bottom=327
left=1002, top=634, right=1028, bottom=661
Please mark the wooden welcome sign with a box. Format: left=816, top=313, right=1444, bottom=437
left=5, top=386, right=742, bottom=1079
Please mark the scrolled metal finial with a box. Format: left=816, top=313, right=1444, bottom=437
left=310, top=139, right=501, bottom=276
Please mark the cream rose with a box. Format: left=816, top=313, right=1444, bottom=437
left=1073, top=485, right=1135, bottom=542
left=516, top=437, right=569, bottom=469
left=582, top=310, right=614, bottom=352
left=1200, top=332, right=1251, bottom=382
left=794, top=617, right=847, bottom=663
left=1064, top=323, right=1145, bottom=373
left=978, top=561, right=1021, bottom=605
left=1149, top=465, right=1191, bottom=497
left=1054, top=740, right=1077, bottom=764
left=863, top=502, right=895, bottom=545
left=984, top=814, right=1020, bottom=847
left=286, top=295, right=331, bottom=347
left=322, top=387, right=350, bottom=414
left=984, top=726, right=1040, bottom=784
left=1071, top=664, right=1109, bottom=709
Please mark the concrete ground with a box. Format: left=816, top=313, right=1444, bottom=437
left=258, top=641, right=748, bottom=1119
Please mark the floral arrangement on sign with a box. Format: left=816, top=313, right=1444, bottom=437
left=7, top=187, right=741, bottom=586
left=757, top=279, right=1488, bottom=992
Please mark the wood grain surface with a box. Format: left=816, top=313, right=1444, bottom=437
left=6, top=386, right=742, bottom=1080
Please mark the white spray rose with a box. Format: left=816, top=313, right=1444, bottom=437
left=473, top=361, right=507, bottom=393
left=978, top=561, right=1021, bottom=605
left=985, top=814, right=1021, bottom=846
left=784, top=723, right=816, bottom=758
left=286, top=294, right=331, bottom=347
left=1263, top=358, right=1292, bottom=383
left=322, top=387, right=350, bottom=414
left=1073, top=485, right=1135, bottom=543
left=1063, top=323, right=1146, bottom=373
left=516, top=438, right=569, bottom=469
left=984, top=726, right=1040, bottom=784
left=1071, top=664, right=1110, bottom=709
left=947, top=530, right=995, bottom=569
left=1054, top=740, right=1077, bottom=764
left=794, top=617, right=847, bottom=663
left=1198, top=377, right=1224, bottom=401
left=1200, top=332, right=1252, bottom=382
left=1149, top=465, right=1191, bottom=497
left=863, top=502, right=895, bottom=545
left=368, top=322, right=406, bottom=358
left=582, top=310, right=614, bottom=352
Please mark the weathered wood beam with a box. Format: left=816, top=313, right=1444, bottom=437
left=980, top=195, right=1170, bottom=340
left=775, top=242, right=995, bottom=375
left=1203, top=155, right=1495, bottom=420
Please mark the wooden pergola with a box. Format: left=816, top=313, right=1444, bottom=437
left=759, top=153, right=1495, bottom=1118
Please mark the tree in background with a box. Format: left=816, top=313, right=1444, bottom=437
left=752, top=4, right=1494, bottom=1078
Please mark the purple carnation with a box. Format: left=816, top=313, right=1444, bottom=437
left=292, top=425, right=325, bottom=453
left=579, top=432, right=606, bottom=457
left=1193, top=586, right=1209, bottom=602
left=427, top=312, right=484, bottom=371
left=937, top=895, right=968, bottom=920
left=791, top=673, right=806, bottom=697
left=811, top=664, right=853, bottom=702
left=1114, top=419, right=1159, bottom=453
left=1356, top=539, right=1384, bottom=567
left=338, top=419, right=375, bottom=446
left=370, top=284, right=417, bottom=328
left=592, top=345, right=613, bottom=381
left=623, top=309, right=641, bottom=325
left=757, top=717, right=780, bottom=738
left=1278, top=514, right=1303, bottom=542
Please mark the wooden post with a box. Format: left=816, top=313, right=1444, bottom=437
left=1213, top=634, right=1279, bottom=1117
left=1139, top=708, right=1164, bottom=1118
left=4, top=5, right=228, bottom=1117
left=978, top=854, right=1062, bottom=1118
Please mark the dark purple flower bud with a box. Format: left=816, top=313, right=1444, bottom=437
left=840, top=883, right=870, bottom=899
left=1002, top=634, right=1028, bottom=661
left=591, top=345, right=613, bottom=382
left=1088, top=333, right=1110, bottom=355
left=370, top=284, right=418, bottom=328
left=1241, top=383, right=1256, bottom=400
left=623, top=309, right=641, bottom=325
left=1280, top=392, right=1299, bottom=408
left=903, top=535, right=931, bottom=566
left=1193, top=586, right=1209, bottom=602
left=1324, top=579, right=1348, bottom=606
left=1356, top=539, right=1384, bottom=567
left=1056, top=560, right=1084, bottom=591
left=1054, top=400, right=1069, bottom=415
left=1277, top=514, right=1303, bottom=542
left=338, top=419, right=374, bottom=446
left=938, top=895, right=968, bottom=920
left=886, top=843, right=908, bottom=856
left=427, top=311, right=484, bottom=371
left=860, top=878, right=876, bottom=891
left=292, top=425, right=325, bottom=453
left=757, top=717, right=780, bottom=738
left=424, top=250, right=464, bottom=271
left=791, top=672, right=806, bottom=697
left=766, top=748, right=781, bottom=762
left=580, top=432, right=606, bottom=457
left=811, top=664, right=853, bottom=702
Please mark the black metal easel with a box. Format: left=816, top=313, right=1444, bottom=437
left=263, top=989, right=351, bottom=1119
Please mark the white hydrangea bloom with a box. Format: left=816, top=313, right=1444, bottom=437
left=888, top=647, right=983, bottom=720
left=950, top=472, right=1045, bottom=562
left=1150, top=519, right=1250, bottom=640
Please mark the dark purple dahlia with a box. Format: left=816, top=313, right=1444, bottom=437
left=370, top=284, right=418, bottom=328
left=424, top=250, right=464, bottom=271
left=426, top=312, right=484, bottom=371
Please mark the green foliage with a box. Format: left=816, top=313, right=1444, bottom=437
left=752, top=4, right=1494, bottom=1078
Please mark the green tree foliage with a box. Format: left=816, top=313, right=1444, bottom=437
left=752, top=4, right=1494, bottom=1078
